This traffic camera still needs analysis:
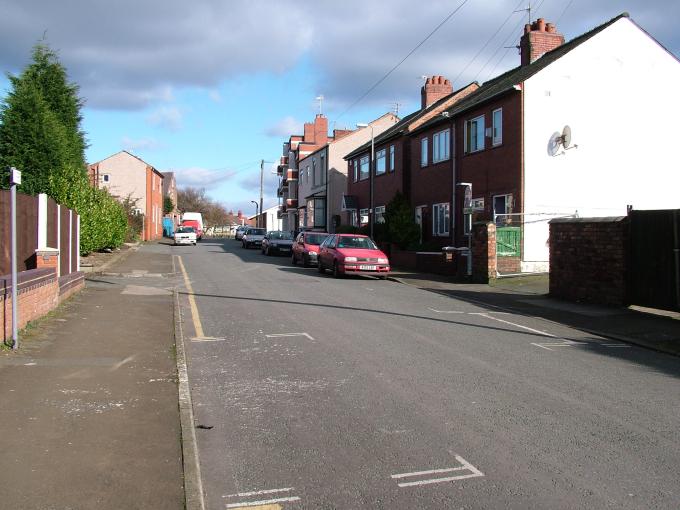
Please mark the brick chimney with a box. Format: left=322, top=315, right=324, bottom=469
left=421, top=75, right=453, bottom=109
left=303, top=114, right=329, bottom=145
left=520, top=18, right=564, bottom=65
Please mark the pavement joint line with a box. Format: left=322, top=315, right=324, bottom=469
left=177, top=255, right=206, bottom=339
left=172, top=257, right=207, bottom=510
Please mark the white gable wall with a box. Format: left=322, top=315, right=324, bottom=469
left=97, top=152, right=148, bottom=214
left=522, top=17, right=680, bottom=269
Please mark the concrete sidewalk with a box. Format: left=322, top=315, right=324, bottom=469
left=389, top=270, right=680, bottom=357
left=0, top=243, right=183, bottom=509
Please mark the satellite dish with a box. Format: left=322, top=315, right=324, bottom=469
left=562, top=125, right=572, bottom=148
left=548, top=131, right=562, bottom=156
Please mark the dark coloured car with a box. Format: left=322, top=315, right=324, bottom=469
left=261, top=231, right=294, bottom=256
left=291, top=231, right=329, bottom=267
left=317, top=234, right=390, bottom=278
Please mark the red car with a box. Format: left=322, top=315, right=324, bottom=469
left=291, top=231, right=329, bottom=267
left=317, top=234, right=390, bottom=278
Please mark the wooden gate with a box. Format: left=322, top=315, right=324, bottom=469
left=629, top=209, right=680, bottom=312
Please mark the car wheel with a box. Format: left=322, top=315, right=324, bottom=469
left=302, top=254, right=310, bottom=268
left=317, top=260, right=325, bottom=274
left=333, top=261, right=343, bottom=279
left=291, top=253, right=297, bottom=265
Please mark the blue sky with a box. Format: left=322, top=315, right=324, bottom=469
left=1, top=0, right=678, bottom=216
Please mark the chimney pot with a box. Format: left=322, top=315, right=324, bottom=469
left=421, top=74, right=453, bottom=109
left=546, top=23, right=556, bottom=33
left=537, top=18, right=546, bottom=31
left=524, top=23, right=531, bottom=34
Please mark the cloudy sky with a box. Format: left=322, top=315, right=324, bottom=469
left=1, top=0, right=678, bottom=215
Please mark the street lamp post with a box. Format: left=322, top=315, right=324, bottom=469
left=250, top=200, right=259, bottom=226
left=356, top=123, right=375, bottom=239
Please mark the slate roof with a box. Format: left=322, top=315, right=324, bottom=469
left=344, top=82, right=478, bottom=160
left=412, top=13, right=631, bottom=134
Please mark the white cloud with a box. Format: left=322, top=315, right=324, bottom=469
left=264, top=116, right=303, bottom=138
left=0, top=1, right=677, bottom=112
left=174, top=167, right=237, bottom=187
left=208, top=89, right=222, bottom=103
left=146, top=106, right=183, bottom=131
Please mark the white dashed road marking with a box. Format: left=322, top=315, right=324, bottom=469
left=223, top=487, right=300, bottom=508
left=391, top=455, right=484, bottom=488
left=265, top=333, right=315, bottom=341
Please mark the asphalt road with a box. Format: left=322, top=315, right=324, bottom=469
left=176, top=238, right=680, bottom=510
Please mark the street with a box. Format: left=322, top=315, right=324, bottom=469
left=176, top=239, right=680, bottom=509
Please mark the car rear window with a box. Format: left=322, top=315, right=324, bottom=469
left=305, top=233, right=328, bottom=245
left=248, top=228, right=266, bottom=235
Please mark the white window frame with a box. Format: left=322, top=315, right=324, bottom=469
left=432, top=128, right=450, bottom=163
left=312, top=160, right=317, bottom=186
left=374, top=205, right=386, bottom=224
left=464, top=115, right=485, bottom=153
left=359, top=208, right=369, bottom=226
left=102, top=174, right=110, bottom=183
left=432, top=202, right=450, bottom=236
left=420, top=137, right=428, bottom=167
left=359, top=155, right=370, bottom=180
left=353, top=160, right=359, bottom=182
left=375, top=148, right=386, bottom=175
left=492, top=108, right=502, bottom=146
left=389, top=145, right=395, bottom=172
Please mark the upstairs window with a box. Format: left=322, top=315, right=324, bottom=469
left=389, top=145, right=395, bottom=172
left=375, top=149, right=386, bottom=175
left=353, top=160, right=359, bottom=182
left=492, top=108, right=503, bottom=146
left=421, top=137, right=428, bottom=167
left=102, top=174, right=110, bottom=183
left=464, top=115, right=485, bottom=153
left=432, top=128, right=450, bottom=163
left=312, top=160, right=317, bottom=186
left=320, top=154, right=326, bottom=184
left=359, top=155, right=370, bottom=180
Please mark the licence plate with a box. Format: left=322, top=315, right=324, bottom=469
left=360, top=265, right=377, bottom=270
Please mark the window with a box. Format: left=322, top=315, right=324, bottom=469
left=493, top=194, right=513, bottom=224
left=314, top=198, right=326, bottom=226
left=389, top=145, right=395, bottom=172
left=492, top=108, right=502, bottom=146
left=353, top=160, right=359, bottom=182
left=432, top=202, right=450, bottom=236
left=359, top=208, right=369, bottom=226
left=312, top=160, right=317, bottom=186
left=421, top=137, right=428, bottom=167
left=432, top=129, right=450, bottom=163
left=464, top=115, right=485, bottom=153
left=359, top=156, right=370, bottom=180
left=374, top=205, right=386, bottom=224
left=320, top=154, right=326, bottom=185
left=375, top=149, right=386, bottom=175
left=306, top=165, right=310, bottom=183
left=102, top=174, right=110, bottom=183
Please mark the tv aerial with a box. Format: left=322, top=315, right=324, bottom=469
left=548, top=125, right=577, bottom=156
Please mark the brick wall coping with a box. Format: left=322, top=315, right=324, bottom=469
left=550, top=216, right=626, bottom=224
left=0, top=268, right=57, bottom=298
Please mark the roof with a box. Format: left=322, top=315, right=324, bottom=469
left=344, top=83, right=478, bottom=160
left=414, top=13, right=631, bottom=134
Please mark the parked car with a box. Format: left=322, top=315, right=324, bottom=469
left=241, top=227, right=266, bottom=249
left=262, top=231, right=294, bottom=256
left=291, top=231, right=329, bottom=267
left=317, top=234, right=390, bottom=278
left=234, top=225, right=248, bottom=240
left=174, top=226, right=197, bottom=246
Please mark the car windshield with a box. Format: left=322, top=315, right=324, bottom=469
left=177, top=227, right=195, bottom=233
left=247, top=228, right=266, bottom=235
left=305, top=233, right=328, bottom=245
left=337, top=236, right=377, bottom=249
left=269, top=231, right=293, bottom=240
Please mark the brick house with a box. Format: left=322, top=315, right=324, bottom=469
left=365, top=13, right=680, bottom=273
left=162, top=171, right=180, bottom=229
left=88, top=151, right=164, bottom=241
left=296, top=113, right=399, bottom=233
left=344, top=76, right=478, bottom=230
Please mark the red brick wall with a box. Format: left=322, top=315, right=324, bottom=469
left=549, top=218, right=628, bottom=306
left=145, top=168, right=164, bottom=240
left=472, top=222, right=497, bottom=283
left=454, top=92, right=522, bottom=247
left=520, top=19, right=564, bottom=65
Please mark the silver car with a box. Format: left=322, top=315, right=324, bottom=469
left=241, top=227, right=266, bottom=249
